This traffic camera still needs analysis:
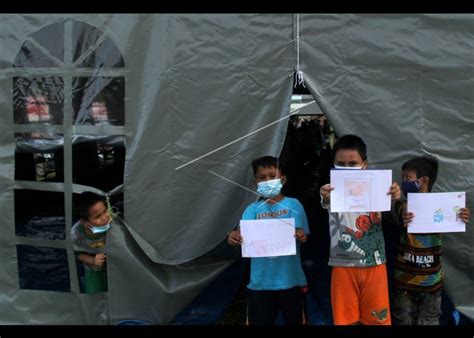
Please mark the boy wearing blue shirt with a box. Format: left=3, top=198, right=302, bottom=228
left=228, top=156, right=310, bottom=325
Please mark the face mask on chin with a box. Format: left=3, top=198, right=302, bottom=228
left=87, top=221, right=111, bottom=234
left=257, top=178, right=283, bottom=199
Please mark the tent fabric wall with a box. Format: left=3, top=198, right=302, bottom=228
left=0, top=13, right=472, bottom=324
left=300, top=14, right=474, bottom=320
left=0, top=14, right=295, bottom=324
left=113, top=13, right=294, bottom=323
left=123, top=14, right=295, bottom=264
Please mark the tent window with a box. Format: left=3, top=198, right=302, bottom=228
left=72, top=21, right=125, bottom=68
left=14, top=133, right=64, bottom=182
left=73, top=136, right=126, bottom=192
left=13, top=21, right=65, bottom=68
left=12, top=20, right=126, bottom=294
left=13, top=21, right=125, bottom=70
left=13, top=77, right=64, bottom=125
left=17, top=245, right=70, bottom=292
left=15, top=190, right=66, bottom=240
left=73, top=77, right=125, bottom=126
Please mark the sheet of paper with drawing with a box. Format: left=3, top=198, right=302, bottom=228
left=330, top=169, right=392, bottom=212
left=240, top=218, right=296, bottom=258
left=407, top=192, right=466, bottom=233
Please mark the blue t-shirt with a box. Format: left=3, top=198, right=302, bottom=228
left=241, top=196, right=310, bottom=290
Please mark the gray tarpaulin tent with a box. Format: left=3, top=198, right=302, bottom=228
left=0, top=14, right=472, bottom=324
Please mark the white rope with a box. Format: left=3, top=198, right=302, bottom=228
left=294, top=13, right=305, bottom=88
left=295, top=69, right=305, bottom=87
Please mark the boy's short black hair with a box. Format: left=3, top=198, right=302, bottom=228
left=251, top=156, right=285, bottom=176
left=402, top=155, right=439, bottom=192
left=76, top=192, right=106, bottom=220
left=332, top=134, right=367, bottom=161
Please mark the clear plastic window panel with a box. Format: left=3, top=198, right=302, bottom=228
left=13, top=77, right=64, bottom=125
left=13, top=21, right=65, bottom=68
left=17, top=245, right=70, bottom=292
left=72, top=135, right=125, bottom=192
left=73, top=77, right=124, bottom=126
left=72, top=21, right=124, bottom=68
left=15, top=133, right=64, bottom=183
left=15, top=190, right=65, bottom=240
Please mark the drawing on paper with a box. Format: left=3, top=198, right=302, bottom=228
left=250, top=240, right=269, bottom=256
left=344, top=179, right=371, bottom=210
left=433, top=209, right=444, bottom=223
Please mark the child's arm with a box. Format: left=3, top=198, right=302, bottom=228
left=319, top=184, right=334, bottom=209
left=401, top=205, right=415, bottom=228
left=391, top=200, right=406, bottom=225
left=295, top=228, right=307, bottom=243
left=385, top=183, right=402, bottom=227
left=77, top=252, right=107, bottom=268
left=227, top=228, right=243, bottom=246
left=387, top=182, right=401, bottom=201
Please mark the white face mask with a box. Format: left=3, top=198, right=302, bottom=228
left=87, top=221, right=111, bottom=234
left=334, top=165, right=363, bottom=170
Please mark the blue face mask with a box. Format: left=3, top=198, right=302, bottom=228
left=257, top=178, right=283, bottom=199
left=89, top=222, right=111, bottom=234
left=401, top=180, right=420, bottom=195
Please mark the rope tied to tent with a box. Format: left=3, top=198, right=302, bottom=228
left=295, top=70, right=305, bottom=87
left=294, top=13, right=305, bottom=88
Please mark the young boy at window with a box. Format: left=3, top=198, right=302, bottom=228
left=71, top=192, right=111, bottom=293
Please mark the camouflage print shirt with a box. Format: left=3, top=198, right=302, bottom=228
left=327, top=211, right=386, bottom=267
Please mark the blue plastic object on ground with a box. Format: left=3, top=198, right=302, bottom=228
left=452, top=310, right=460, bottom=326
left=117, top=319, right=150, bottom=325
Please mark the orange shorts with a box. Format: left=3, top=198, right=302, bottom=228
left=331, top=264, right=391, bottom=325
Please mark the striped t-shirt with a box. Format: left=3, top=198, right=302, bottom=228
left=394, top=229, right=443, bottom=293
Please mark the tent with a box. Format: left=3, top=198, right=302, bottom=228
left=0, top=14, right=472, bottom=324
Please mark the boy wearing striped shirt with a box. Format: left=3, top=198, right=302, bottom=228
left=394, top=155, right=470, bottom=325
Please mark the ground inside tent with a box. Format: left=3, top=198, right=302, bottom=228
left=171, top=254, right=468, bottom=325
